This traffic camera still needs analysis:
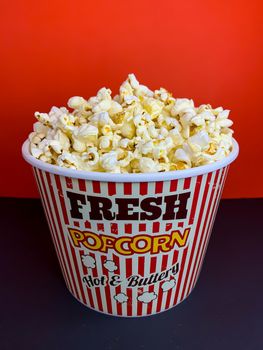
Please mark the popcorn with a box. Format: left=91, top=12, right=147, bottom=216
left=188, top=131, right=210, bottom=150
left=68, top=96, right=89, bottom=110
left=100, top=151, right=118, bottom=171
left=99, top=136, right=111, bottom=149
left=139, top=157, right=160, bottom=173
left=82, top=148, right=99, bottom=167
left=128, top=73, right=140, bottom=89
left=121, top=120, right=136, bottom=139
left=108, top=101, right=122, bottom=117
left=57, top=152, right=79, bottom=169
left=72, top=136, right=86, bottom=153
left=28, top=74, right=234, bottom=173
left=30, top=144, right=43, bottom=158
left=174, top=148, right=192, bottom=167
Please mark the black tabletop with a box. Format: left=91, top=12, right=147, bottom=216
left=0, top=197, right=262, bottom=350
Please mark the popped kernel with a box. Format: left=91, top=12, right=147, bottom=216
left=100, top=151, right=118, bottom=171
left=205, top=143, right=217, bottom=155
left=82, top=148, right=99, bottom=167
left=28, top=74, right=234, bottom=173
left=99, top=136, right=112, bottom=150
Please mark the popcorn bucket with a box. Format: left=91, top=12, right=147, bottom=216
left=22, top=139, right=239, bottom=317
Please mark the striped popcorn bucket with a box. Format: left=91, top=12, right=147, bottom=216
left=22, top=139, right=238, bottom=317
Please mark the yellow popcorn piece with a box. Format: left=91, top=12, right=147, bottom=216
left=205, top=143, right=217, bottom=155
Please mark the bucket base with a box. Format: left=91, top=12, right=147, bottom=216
left=65, top=281, right=199, bottom=318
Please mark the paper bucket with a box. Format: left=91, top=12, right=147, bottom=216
left=22, top=139, right=239, bottom=317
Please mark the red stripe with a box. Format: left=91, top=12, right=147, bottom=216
left=33, top=168, right=71, bottom=291
left=52, top=174, right=88, bottom=305
left=113, top=254, right=122, bottom=316
left=172, top=248, right=188, bottom=306
left=184, top=177, right=191, bottom=190
left=188, top=175, right=202, bottom=225
left=192, top=167, right=228, bottom=290
left=66, top=177, right=73, bottom=189
left=101, top=256, right=112, bottom=314
left=137, top=256, right=145, bottom=316
left=89, top=252, right=103, bottom=312
left=156, top=254, right=168, bottom=313
left=170, top=179, right=178, bottom=192
left=152, top=222, right=160, bottom=233
left=86, top=288, right=95, bottom=309
left=125, top=224, right=132, bottom=234
left=166, top=223, right=172, bottom=231
left=139, top=223, right=146, bottom=232
left=92, top=181, right=101, bottom=193
left=155, top=181, right=163, bottom=194
left=97, top=223, right=104, bottom=231
left=172, top=175, right=203, bottom=306
left=140, top=182, right=148, bottom=195
left=85, top=221, right=91, bottom=229
left=180, top=173, right=212, bottom=301
left=78, top=179, right=86, bottom=192
left=124, top=183, right=132, bottom=195
left=111, top=223, right=118, bottom=234
left=108, top=182, right=116, bottom=196
left=185, top=171, right=216, bottom=297
left=95, top=290, right=103, bottom=312
left=147, top=256, right=157, bottom=315
left=161, top=255, right=169, bottom=276
left=165, top=250, right=179, bottom=310
left=45, top=172, right=79, bottom=298
left=126, top=257, right=133, bottom=316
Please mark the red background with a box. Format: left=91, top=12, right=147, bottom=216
left=1, top=0, right=262, bottom=198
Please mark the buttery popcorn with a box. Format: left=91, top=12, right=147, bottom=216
left=28, top=74, right=234, bottom=173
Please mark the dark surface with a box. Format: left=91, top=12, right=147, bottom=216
left=0, top=198, right=262, bottom=350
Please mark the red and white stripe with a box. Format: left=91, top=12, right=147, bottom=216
left=33, top=166, right=228, bottom=317
left=190, top=166, right=229, bottom=291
